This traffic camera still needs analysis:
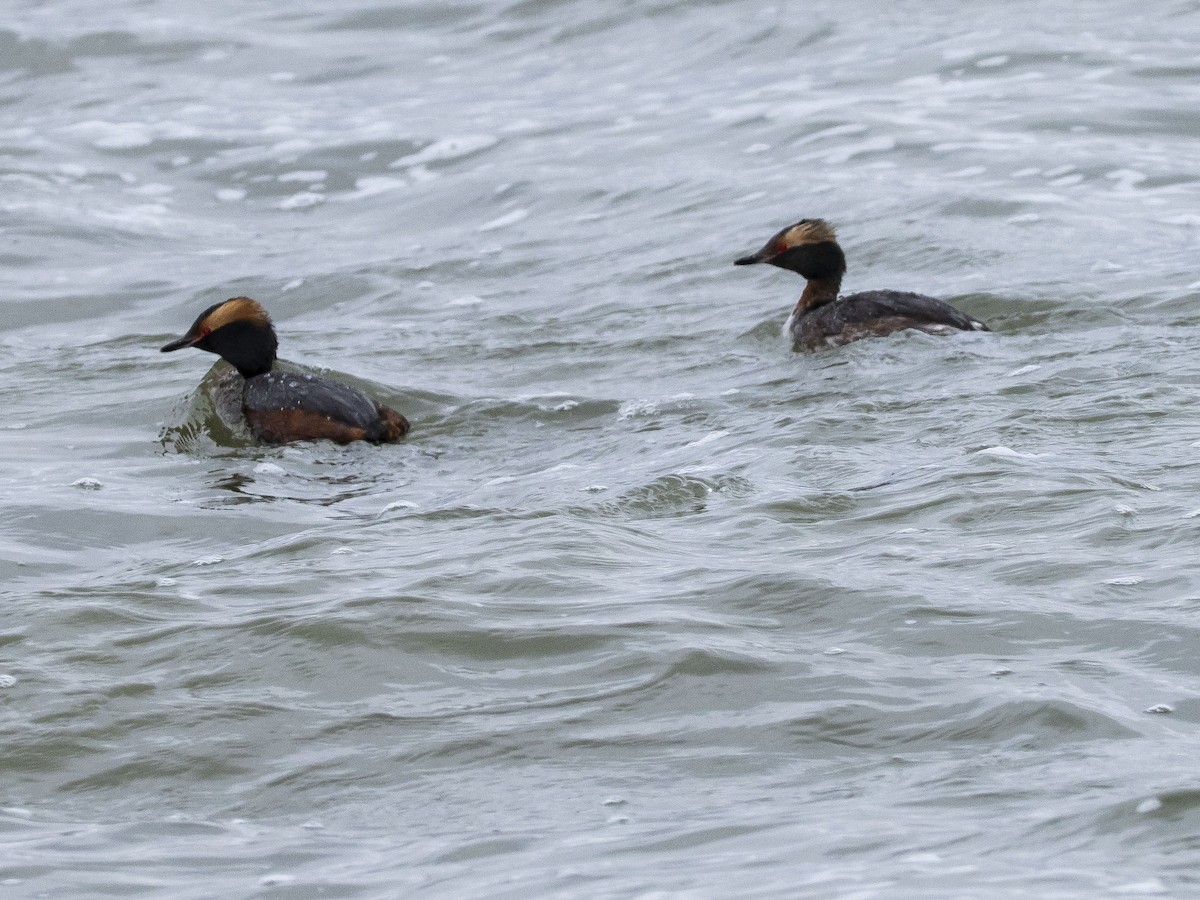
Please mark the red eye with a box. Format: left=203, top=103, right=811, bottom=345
left=775, top=242, right=788, bottom=255
left=198, top=326, right=212, bottom=338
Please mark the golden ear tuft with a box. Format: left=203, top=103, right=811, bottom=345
left=783, top=219, right=837, bottom=246
left=203, top=297, right=273, bottom=332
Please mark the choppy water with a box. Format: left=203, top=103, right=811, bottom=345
left=5, top=0, right=1200, bottom=896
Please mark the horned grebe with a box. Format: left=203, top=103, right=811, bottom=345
left=735, top=219, right=988, bottom=350
left=160, top=297, right=409, bottom=444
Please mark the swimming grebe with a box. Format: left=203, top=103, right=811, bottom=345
left=734, top=219, right=988, bottom=350
left=160, top=297, right=409, bottom=444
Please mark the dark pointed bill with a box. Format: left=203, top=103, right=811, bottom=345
left=160, top=334, right=198, bottom=352
left=734, top=248, right=771, bottom=265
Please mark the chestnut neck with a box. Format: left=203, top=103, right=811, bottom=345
left=768, top=239, right=846, bottom=318
left=795, top=275, right=842, bottom=315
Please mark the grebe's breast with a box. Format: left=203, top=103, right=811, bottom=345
left=791, top=290, right=988, bottom=350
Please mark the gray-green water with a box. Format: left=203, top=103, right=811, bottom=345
left=5, top=1, right=1200, bottom=896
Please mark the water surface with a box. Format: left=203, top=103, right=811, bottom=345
left=4, top=0, right=1200, bottom=896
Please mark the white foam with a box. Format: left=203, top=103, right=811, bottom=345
left=1043, top=164, right=1076, bottom=178
left=478, top=209, right=528, bottom=231
left=278, top=170, right=326, bottom=183
left=389, top=135, right=498, bottom=168
left=1106, top=169, right=1147, bottom=190
left=342, top=176, right=406, bottom=200
left=618, top=399, right=658, bottom=420
left=974, top=446, right=1048, bottom=460
left=818, top=135, right=897, bottom=164
left=1006, top=364, right=1041, bottom=377
left=687, top=431, right=729, bottom=448
left=277, top=191, right=324, bottom=210
left=127, top=182, right=173, bottom=196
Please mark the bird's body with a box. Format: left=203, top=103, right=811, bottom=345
left=785, top=289, right=987, bottom=350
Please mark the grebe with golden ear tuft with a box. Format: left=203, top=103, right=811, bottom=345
left=161, top=297, right=409, bottom=445
left=735, top=219, right=988, bottom=350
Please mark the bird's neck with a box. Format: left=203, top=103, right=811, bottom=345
left=205, top=322, right=277, bottom=379
left=795, top=275, right=842, bottom=315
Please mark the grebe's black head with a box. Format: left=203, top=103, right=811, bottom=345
left=161, top=296, right=278, bottom=379
left=734, top=218, right=847, bottom=281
